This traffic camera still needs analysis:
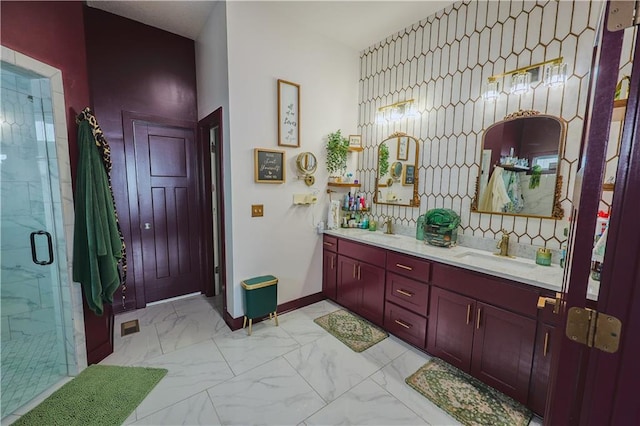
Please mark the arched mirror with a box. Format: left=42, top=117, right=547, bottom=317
left=472, top=111, right=566, bottom=218
left=374, top=132, right=420, bottom=207
left=296, top=152, right=317, bottom=186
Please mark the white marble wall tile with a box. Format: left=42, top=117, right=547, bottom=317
left=133, top=391, right=221, bottom=426
left=283, top=334, right=381, bottom=403
left=135, top=340, right=234, bottom=419
left=305, top=378, right=426, bottom=426
left=207, top=357, right=325, bottom=426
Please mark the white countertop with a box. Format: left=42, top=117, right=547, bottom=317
left=325, top=228, right=600, bottom=301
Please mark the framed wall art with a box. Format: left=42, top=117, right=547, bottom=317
left=277, top=79, right=300, bottom=147
left=397, top=136, right=409, bottom=161
left=255, top=148, right=285, bottom=183
left=348, top=134, right=362, bottom=151
left=403, top=164, right=415, bottom=185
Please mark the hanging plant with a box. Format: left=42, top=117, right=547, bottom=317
left=378, top=143, right=389, bottom=178
left=529, top=165, right=542, bottom=189
left=326, top=130, right=349, bottom=176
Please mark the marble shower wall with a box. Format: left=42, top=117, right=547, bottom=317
left=357, top=0, right=604, bottom=250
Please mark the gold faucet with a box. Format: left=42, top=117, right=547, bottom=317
left=382, top=217, right=394, bottom=234
left=495, top=229, right=512, bottom=257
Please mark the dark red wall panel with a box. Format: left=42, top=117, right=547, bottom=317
left=83, top=6, right=198, bottom=311
left=1, top=1, right=91, bottom=180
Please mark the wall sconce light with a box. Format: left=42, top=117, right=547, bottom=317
left=376, top=99, right=419, bottom=123
left=483, top=57, right=566, bottom=100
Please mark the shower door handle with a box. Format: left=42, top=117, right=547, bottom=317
left=30, top=230, right=54, bottom=265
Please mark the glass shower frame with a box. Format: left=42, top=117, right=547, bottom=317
left=1, top=46, right=86, bottom=419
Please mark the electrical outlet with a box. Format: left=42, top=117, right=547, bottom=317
left=251, top=204, right=264, bottom=217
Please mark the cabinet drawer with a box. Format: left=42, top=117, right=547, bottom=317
left=338, top=239, right=386, bottom=265
left=323, top=235, right=338, bottom=252
left=386, top=251, right=431, bottom=283
left=431, top=263, right=539, bottom=318
left=386, top=272, right=429, bottom=316
left=384, top=302, right=427, bottom=348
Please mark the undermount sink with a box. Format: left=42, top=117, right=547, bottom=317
left=454, top=251, right=538, bottom=270
left=359, top=232, right=401, bottom=241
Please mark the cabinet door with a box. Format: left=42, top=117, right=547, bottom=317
left=427, top=287, right=475, bottom=371
left=336, top=255, right=360, bottom=312
left=323, top=250, right=337, bottom=301
left=471, top=302, right=536, bottom=404
left=529, top=323, right=555, bottom=416
left=359, top=262, right=385, bottom=326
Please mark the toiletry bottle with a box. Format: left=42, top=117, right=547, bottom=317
left=343, top=193, right=350, bottom=210
left=355, top=195, right=361, bottom=211
left=416, top=214, right=426, bottom=241
left=349, top=193, right=354, bottom=210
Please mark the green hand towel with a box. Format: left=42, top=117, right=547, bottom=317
left=72, top=120, right=122, bottom=315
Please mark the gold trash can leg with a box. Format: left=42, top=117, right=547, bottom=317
left=248, top=318, right=252, bottom=336
left=243, top=316, right=247, bottom=329
left=274, top=311, right=279, bottom=326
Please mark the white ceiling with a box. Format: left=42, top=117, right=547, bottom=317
left=86, top=1, right=454, bottom=51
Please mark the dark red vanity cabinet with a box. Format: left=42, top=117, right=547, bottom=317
left=427, top=286, right=475, bottom=371
left=471, top=302, right=536, bottom=404
left=336, top=239, right=386, bottom=326
left=529, top=322, right=556, bottom=415
left=322, top=236, right=338, bottom=301
left=383, top=251, right=431, bottom=348
left=428, top=264, right=538, bottom=405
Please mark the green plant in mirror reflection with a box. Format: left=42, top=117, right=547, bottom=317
left=379, top=143, right=389, bottom=177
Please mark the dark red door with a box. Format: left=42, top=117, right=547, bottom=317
left=359, top=262, right=385, bottom=326
left=470, top=303, right=536, bottom=404
left=427, top=287, right=475, bottom=371
left=337, top=255, right=360, bottom=312
left=323, top=250, right=337, bottom=300
left=132, top=121, right=202, bottom=303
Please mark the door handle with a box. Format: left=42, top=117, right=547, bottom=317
left=537, top=292, right=562, bottom=314
left=30, top=230, right=54, bottom=265
left=466, top=304, right=472, bottom=325
left=476, top=307, right=482, bottom=329
left=357, top=265, right=361, bottom=280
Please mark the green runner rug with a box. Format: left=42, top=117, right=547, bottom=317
left=314, top=309, right=388, bottom=352
left=13, top=364, right=167, bottom=426
left=406, top=358, right=532, bottom=426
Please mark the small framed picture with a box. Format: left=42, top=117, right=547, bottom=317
left=397, top=136, right=409, bottom=161
left=348, top=135, right=362, bottom=151
left=255, top=148, right=285, bottom=183
left=403, top=164, right=415, bottom=186
left=277, top=79, right=300, bottom=147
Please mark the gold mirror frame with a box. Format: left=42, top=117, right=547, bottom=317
left=374, top=132, right=420, bottom=207
left=296, top=152, right=317, bottom=186
left=471, top=110, right=565, bottom=219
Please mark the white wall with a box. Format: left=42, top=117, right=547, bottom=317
left=197, top=1, right=359, bottom=317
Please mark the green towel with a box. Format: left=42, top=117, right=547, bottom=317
left=72, top=120, right=122, bottom=315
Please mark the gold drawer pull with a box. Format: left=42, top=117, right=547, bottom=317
left=466, top=304, right=471, bottom=325
left=476, top=308, right=482, bottom=329
left=396, top=263, right=413, bottom=271
left=394, top=319, right=412, bottom=329
left=323, top=242, right=334, bottom=246
left=396, top=289, right=414, bottom=297
left=543, top=331, right=550, bottom=357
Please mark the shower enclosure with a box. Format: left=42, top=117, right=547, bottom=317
left=1, top=50, right=86, bottom=419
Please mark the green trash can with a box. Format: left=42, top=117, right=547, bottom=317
left=241, top=275, right=278, bottom=335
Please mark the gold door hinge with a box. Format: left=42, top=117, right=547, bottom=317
left=566, top=307, right=622, bottom=353
left=608, top=1, right=640, bottom=31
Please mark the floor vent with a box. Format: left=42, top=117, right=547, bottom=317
left=121, top=319, right=140, bottom=337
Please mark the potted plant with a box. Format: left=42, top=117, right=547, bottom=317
left=326, top=130, right=349, bottom=181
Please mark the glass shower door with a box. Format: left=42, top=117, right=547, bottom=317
left=1, top=63, right=68, bottom=418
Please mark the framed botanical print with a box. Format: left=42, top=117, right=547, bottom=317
left=277, top=79, right=300, bottom=147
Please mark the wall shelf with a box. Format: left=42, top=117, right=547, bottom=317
left=327, top=182, right=361, bottom=188
left=612, top=99, right=627, bottom=122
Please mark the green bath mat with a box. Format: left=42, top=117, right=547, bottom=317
left=13, top=364, right=167, bottom=426
left=406, top=358, right=532, bottom=426
left=314, top=309, right=388, bottom=352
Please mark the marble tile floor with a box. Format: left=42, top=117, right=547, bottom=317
left=3, top=295, right=544, bottom=425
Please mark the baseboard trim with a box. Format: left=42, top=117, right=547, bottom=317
left=224, top=292, right=326, bottom=331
